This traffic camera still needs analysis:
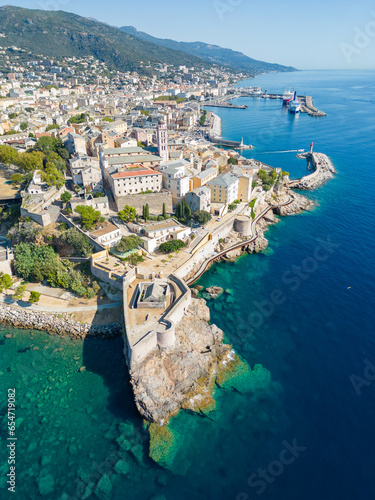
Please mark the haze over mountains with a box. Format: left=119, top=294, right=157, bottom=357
left=120, top=26, right=297, bottom=75
left=0, top=5, right=296, bottom=76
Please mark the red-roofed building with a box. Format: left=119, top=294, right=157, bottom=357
left=108, top=164, right=162, bottom=207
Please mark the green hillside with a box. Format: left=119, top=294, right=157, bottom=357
left=0, top=6, right=214, bottom=73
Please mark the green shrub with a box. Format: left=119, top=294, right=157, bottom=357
left=29, top=291, right=41, bottom=303
left=159, top=240, right=186, bottom=253
left=116, top=235, right=142, bottom=253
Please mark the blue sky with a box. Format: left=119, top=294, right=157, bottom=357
left=3, top=0, right=375, bottom=69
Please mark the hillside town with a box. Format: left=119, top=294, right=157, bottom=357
left=0, top=54, right=316, bottom=375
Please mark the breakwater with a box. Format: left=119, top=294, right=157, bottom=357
left=300, top=95, right=327, bottom=117
left=287, top=152, right=336, bottom=189
left=0, top=304, right=122, bottom=339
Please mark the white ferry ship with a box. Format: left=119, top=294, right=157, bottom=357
left=288, top=91, right=301, bottom=113
left=282, top=88, right=294, bottom=104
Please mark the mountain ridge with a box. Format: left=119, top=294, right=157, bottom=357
left=120, top=25, right=297, bottom=75
left=0, top=6, right=215, bottom=74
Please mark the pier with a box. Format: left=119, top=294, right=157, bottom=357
left=287, top=152, right=335, bottom=189
left=201, top=102, right=247, bottom=110
left=233, top=88, right=327, bottom=116
left=208, top=137, right=253, bottom=149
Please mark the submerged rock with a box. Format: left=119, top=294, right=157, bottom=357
left=37, top=474, right=55, bottom=496
left=114, top=459, right=131, bottom=476
left=94, top=474, right=112, bottom=500
left=205, top=286, right=224, bottom=299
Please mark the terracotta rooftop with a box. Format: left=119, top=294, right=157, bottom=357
left=112, top=168, right=160, bottom=179
left=90, top=222, right=119, bottom=238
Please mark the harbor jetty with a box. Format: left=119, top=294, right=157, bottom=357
left=234, top=88, right=326, bottom=116
left=205, top=111, right=252, bottom=149
left=299, top=95, right=327, bottom=117
left=287, top=152, right=336, bottom=189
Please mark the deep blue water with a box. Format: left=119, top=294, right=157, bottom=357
left=1, top=70, right=375, bottom=500
left=198, top=69, right=375, bottom=500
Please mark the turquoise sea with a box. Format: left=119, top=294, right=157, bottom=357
left=1, top=70, right=375, bottom=500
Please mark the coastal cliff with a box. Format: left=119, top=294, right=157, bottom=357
left=129, top=298, right=244, bottom=424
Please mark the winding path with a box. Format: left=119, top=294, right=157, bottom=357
left=186, top=196, right=294, bottom=286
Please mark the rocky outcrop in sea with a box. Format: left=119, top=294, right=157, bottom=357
left=129, top=298, right=237, bottom=424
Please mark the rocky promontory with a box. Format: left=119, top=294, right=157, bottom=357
left=129, top=298, right=236, bottom=424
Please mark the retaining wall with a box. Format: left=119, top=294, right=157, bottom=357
left=115, top=191, right=173, bottom=215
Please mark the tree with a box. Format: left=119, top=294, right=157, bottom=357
left=74, top=205, right=102, bottom=229
left=59, top=228, right=93, bottom=257
left=13, top=284, right=26, bottom=301
left=18, top=151, right=44, bottom=172
left=29, top=291, right=41, bottom=303
left=42, top=163, right=65, bottom=189
left=61, top=191, right=72, bottom=204
left=0, top=273, right=13, bottom=293
left=68, top=113, right=88, bottom=124
left=34, top=136, right=56, bottom=154
left=10, top=173, right=24, bottom=186
left=162, top=203, right=167, bottom=219
left=193, top=210, right=211, bottom=225
left=143, top=204, right=149, bottom=221
left=116, top=235, right=142, bottom=253
left=184, top=204, right=191, bottom=221
left=228, top=157, right=238, bottom=165
left=46, top=124, right=59, bottom=132
left=118, top=205, right=137, bottom=223
left=20, top=122, right=28, bottom=131
left=159, top=240, right=186, bottom=253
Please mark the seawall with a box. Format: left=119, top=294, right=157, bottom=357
left=0, top=304, right=122, bottom=339
left=287, top=152, right=335, bottom=190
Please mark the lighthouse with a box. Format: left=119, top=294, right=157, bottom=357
left=157, top=120, right=169, bottom=162
left=310, top=142, right=314, bottom=153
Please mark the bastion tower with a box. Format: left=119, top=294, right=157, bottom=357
left=157, top=120, right=169, bottom=163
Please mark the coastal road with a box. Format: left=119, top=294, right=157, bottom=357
left=186, top=196, right=294, bottom=285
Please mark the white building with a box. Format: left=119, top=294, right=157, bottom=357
left=157, top=120, right=169, bottom=162
left=185, top=186, right=211, bottom=213
left=69, top=156, right=102, bottom=192
left=109, top=166, right=162, bottom=198
left=90, top=222, right=121, bottom=247
left=157, top=159, right=190, bottom=202
left=136, top=219, right=191, bottom=253
left=66, top=132, right=87, bottom=156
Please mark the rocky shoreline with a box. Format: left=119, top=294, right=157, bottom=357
left=129, top=298, right=239, bottom=424
left=213, top=189, right=314, bottom=264
left=0, top=304, right=122, bottom=339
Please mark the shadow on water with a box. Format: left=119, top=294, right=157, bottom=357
left=81, top=298, right=140, bottom=422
